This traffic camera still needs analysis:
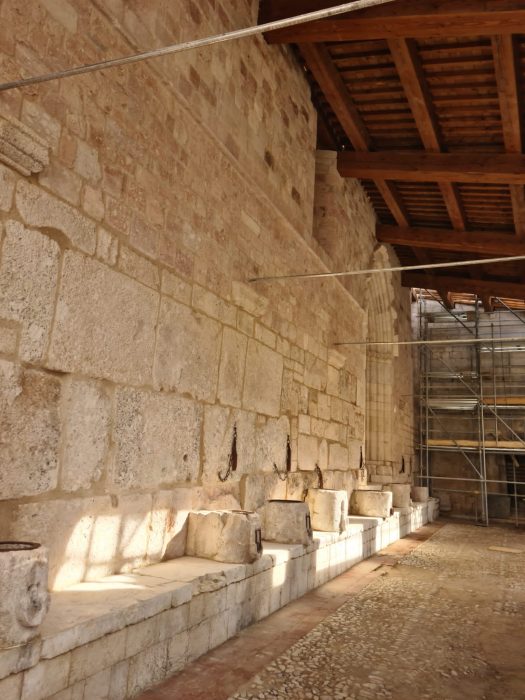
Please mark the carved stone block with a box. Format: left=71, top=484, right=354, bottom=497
left=0, top=113, right=49, bottom=176
left=0, top=542, right=49, bottom=648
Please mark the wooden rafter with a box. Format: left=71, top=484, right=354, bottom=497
left=402, top=273, right=525, bottom=300
left=337, top=152, right=525, bottom=185
left=298, top=43, right=370, bottom=151
left=263, top=1, right=525, bottom=43
left=377, top=225, right=525, bottom=256
left=388, top=37, right=467, bottom=231
left=492, top=34, right=525, bottom=239
left=299, top=43, right=411, bottom=231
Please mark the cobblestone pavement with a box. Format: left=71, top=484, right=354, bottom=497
left=229, top=523, right=525, bottom=700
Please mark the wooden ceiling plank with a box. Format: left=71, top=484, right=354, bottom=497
left=377, top=224, right=525, bottom=256
left=337, top=151, right=525, bottom=184
left=402, top=272, right=525, bottom=300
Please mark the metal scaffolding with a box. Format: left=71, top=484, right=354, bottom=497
left=416, top=292, right=525, bottom=526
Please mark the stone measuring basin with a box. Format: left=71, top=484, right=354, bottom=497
left=185, top=510, right=262, bottom=564
left=306, top=489, right=348, bottom=533
left=350, top=489, right=393, bottom=518
left=264, top=500, right=313, bottom=546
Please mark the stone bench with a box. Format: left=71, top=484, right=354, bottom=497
left=0, top=505, right=434, bottom=700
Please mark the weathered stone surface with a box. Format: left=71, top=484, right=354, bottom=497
left=0, top=543, right=50, bottom=647
left=411, top=486, right=429, bottom=503
left=0, top=163, right=16, bottom=211
left=242, top=340, right=283, bottom=417
left=154, top=297, right=221, bottom=401
left=60, top=378, right=111, bottom=492
left=8, top=494, right=155, bottom=589
left=48, top=252, right=158, bottom=384
left=16, top=180, right=96, bottom=254
left=111, top=388, right=202, bottom=490
left=186, top=510, right=262, bottom=564
left=0, top=322, right=17, bottom=355
left=384, top=483, right=411, bottom=508
left=298, top=434, right=318, bottom=471
left=218, top=327, right=247, bottom=408
left=350, top=490, right=393, bottom=519
left=264, top=500, right=312, bottom=546
left=202, top=405, right=256, bottom=482
left=329, top=443, right=349, bottom=471
left=0, top=220, right=60, bottom=362
left=306, top=489, right=348, bottom=532
left=158, top=489, right=195, bottom=561
left=231, top=281, right=268, bottom=317
left=21, top=654, right=71, bottom=700
left=0, top=112, right=49, bottom=176
left=255, top=416, right=290, bottom=473
left=240, top=473, right=287, bottom=513
left=0, top=360, right=60, bottom=499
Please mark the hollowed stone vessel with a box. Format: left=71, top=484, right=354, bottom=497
left=0, top=542, right=50, bottom=648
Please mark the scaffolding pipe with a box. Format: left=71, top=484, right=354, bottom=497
left=0, top=0, right=398, bottom=92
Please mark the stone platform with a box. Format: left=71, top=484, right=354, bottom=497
left=0, top=502, right=433, bottom=699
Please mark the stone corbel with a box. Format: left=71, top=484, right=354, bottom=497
left=0, top=113, right=49, bottom=176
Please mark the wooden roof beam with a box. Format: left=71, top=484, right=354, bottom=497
left=337, top=152, right=525, bottom=184
left=492, top=34, right=525, bottom=240
left=299, top=43, right=411, bottom=229
left=298, top=43, right=371, bottom=151
left=377, top=224, right=525, bottom=256
left=263, top=2, right=525, bottom=43
left=388, top=37, right=467, bottom=231
left=402, top=272, right=525, bottom=300
left=481, top=294, right=495, bottom=312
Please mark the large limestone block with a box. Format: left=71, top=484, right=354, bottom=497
left=0, top=113, right=49, bottom=176
left=242, top=340, right=283, bottom=417
left=202, top=405, right=256, bottom=482
left=240, top=473, right=287, bottom=512
left=48, top=252, right=158, bottom=384
left=256, top=415, right=290, bottom=473
left=411, top=486, right=429, bottom=503
left=306, top=489, right=348, bottom=533
left=154, top=297, right=221, bottom=401
left=350, top=490, right=393, bottom=519
left=218, top=327, right=247, bottom=407
left=60, top=378, right=111, bottom=491
left=8, top=494, right=155, bottom=589
left=0, top=220, right=60, bottom=362
left=0, top=360, right=60, bottom=499
left=264, top=500, right=313, bottom=546
left=111, top=388, right=202, bottom=490
left=384, top=483, right=411, bottom=508
left=186, top=510, right=262, bottom=564
left=0, top=543, right=49, bottom=647
left=16, top=180, right=96, bottom=254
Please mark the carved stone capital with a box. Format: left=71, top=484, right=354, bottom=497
left=0, top=113, right=49, bottom=176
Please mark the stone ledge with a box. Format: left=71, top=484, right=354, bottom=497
left=0, top=114, right=49, bottom=176
left=0, top=504, right=435, bottom=698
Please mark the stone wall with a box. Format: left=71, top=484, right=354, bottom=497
left=0, top=0, right=415, bottom=589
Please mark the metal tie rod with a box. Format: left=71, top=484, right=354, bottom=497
left=249, top=254, right=525, bottom=283
left=334, top=336, right=525, bottom=348
left=0, top=0, right=397, bottom=92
